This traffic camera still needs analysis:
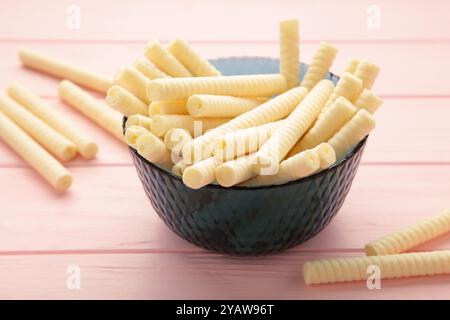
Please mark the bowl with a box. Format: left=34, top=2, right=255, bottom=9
left=125, top=57, right=367, bottom=255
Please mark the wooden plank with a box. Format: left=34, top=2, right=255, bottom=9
left=0, top=0, right=448, bottom=41
left=1, top=251, right=449, bottom=299
left=1, top=42, right=450, bottom=96
left=0, top=98, right=449, bottom=166
left=0, top=165, right=448, bottom=253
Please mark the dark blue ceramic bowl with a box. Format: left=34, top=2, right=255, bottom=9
left=125, top=57, right=367, bottom=255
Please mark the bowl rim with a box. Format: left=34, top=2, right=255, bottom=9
left=125, top=56, right=365, bottom=190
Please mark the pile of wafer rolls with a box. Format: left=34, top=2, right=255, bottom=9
left=114, top=19, right=382, bottom=189
left=0, top=19, right=382, bottom=191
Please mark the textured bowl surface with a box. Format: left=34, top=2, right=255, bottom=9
left=126, top=57, right=366, bottom=255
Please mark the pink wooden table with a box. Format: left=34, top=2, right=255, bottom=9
left=0, top=0, right=449, bottom=299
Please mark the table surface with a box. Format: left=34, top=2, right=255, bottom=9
left=0, top=0, right=449, bottom=299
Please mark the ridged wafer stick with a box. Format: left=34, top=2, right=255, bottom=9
left=133, top=58, right=169, bottom=80
left=148, top=100, right=188, bottom=116
left=114, top=67, right=151, bottom=104
left=303, top=250, right=450, bottom=285
left=147, top=74, right=287, bottom=101
left=58, top=80, right=125, bottom=142
left=125, top=114, right=152, bottom=131
left=7, top=82, right=98, bottom=159
left=167, top=39, right=222, bottom=76
left=187, top=95, right=267, bottom=118
left=125, top=125, right=150, bottom=148
left=106, top=85, right=148, bottom=116
left=145, top=40, right=193, bottom=77
left=300, top=42, right=338, bottom=91
left=279, top=19, right=300, bottom=88
left=365, top=209, right=450, bottom=256
left=0, top=111, right=72, bottom=191
left=182, top=157, right=218, bottom=189
left=0, top=94, right=76, bottom=162
left=18, top=48, right=112, bottom=93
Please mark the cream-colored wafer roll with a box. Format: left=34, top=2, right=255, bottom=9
left=133, top=58, right=169, bottom=80
left=289, top=97, right=357, bottom=155
left=58, top=80, right=125, bottom=142
left=147, top=74, right=287, bottom=101
left=213, top=120, right=284, bottom=162
left=136, top=132, right=172, bottom=166
left=313, top=143, right=336, bottom=169
left=0, top=111, right=73, bottom=191
left=328, top=108, right=376, bottom=160
left=151, top=115, right=230, bottom=137
left=18, top=48, right=111, bottom=93
left=365, top=209, right=450, bottom=256
left=242, top=149, right=320, bottom=187
left=343, top=58, right=360, bottom=75
left=279, top=19, right=300, bottom=88
left=353, top=89, right=383, bottom=114
left=215, top=154, right=258, bottom=187
left=182, top=86, right=308, bottom=163
left=353, top=60, right=380, bottom=89
left=253, top=80, right=334, bottom=175
left=125, top=114, right=152, bottom=131
left=0, top=95, right=76, bottom=162
left=148, top=100, right=188, bottom=116
left=300, top=42, right=338, bottom=91
left=182, top=157, right=218, bottom=189
left=144, top=40, right=193, bottom=78
left=7, top=82, right=98, bottom=159
left=172, top=160, right=189, bottom=177
left=319, top=72, right=362, bottom=117
left=114, top=66, right=151, bottom=104
left=125, top=125, right=150, bottom=148
left=164, top=128, right=193, bottom=156
left=106, top=85, right=148, bottom=116
left=187, top=95, right=267, bottom=118
left=303, top=250, right=450, bottom=285
left=167, top=39, right=222, bottom=77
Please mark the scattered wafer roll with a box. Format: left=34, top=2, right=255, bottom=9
left=213, top=120, right=284, bottom=162
left=289, top=97, right=357, bottom=156
left=151, top=115, right=230, bottom=137
left=343, top=58, right=360, bottom=74
left=182, top=157, right=218, bottom=189
left=164, top=128, right=193, bottom=156
left=7, top=82, right=98, bottom=159
left=133, top=58, right=169, bottom=80
left=300, top=42, right=338, bottom=91
left=187, top=95, right=267, bottom=118
left=18, top=48, right=112, bottom=93
left=125, top=125, right=150, bottom=148
left=0, top=94, right=76, bottom=162
left=279, top=19, right=300, bottom=88
left=242, top=149, right=320, bottom=187
left=253, top=80, right=333, bottom=175
left=328, top=108, right=376, bottom=160
left=172, top=160, right=189, bottom=177
left=0, top=111, right=73, bottom=191
left=167, top=39, right=222, bottom=77
left=144, top=40, right=193, bottom=77
left=136, top=132, right=172, bottom=165
left=365, top=209, right=450, bottom=256
left=147, top=74, right=287, bottom=101
left=148, top=100, right=188, bottom=116
left=114, top=66, right=151, bottom=104
left=106, top=85, right=148, bottom=116
left=303, top=250, right=450, bottom=285
left=125, top=114, right=152, bottom=131
left=182, top=86, right=308, bottom=163
left=353, top=89, right=383, bottom=114
left=354, top=60, right=380, bottom=89
left=58, top=80, right=125, bottom=142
